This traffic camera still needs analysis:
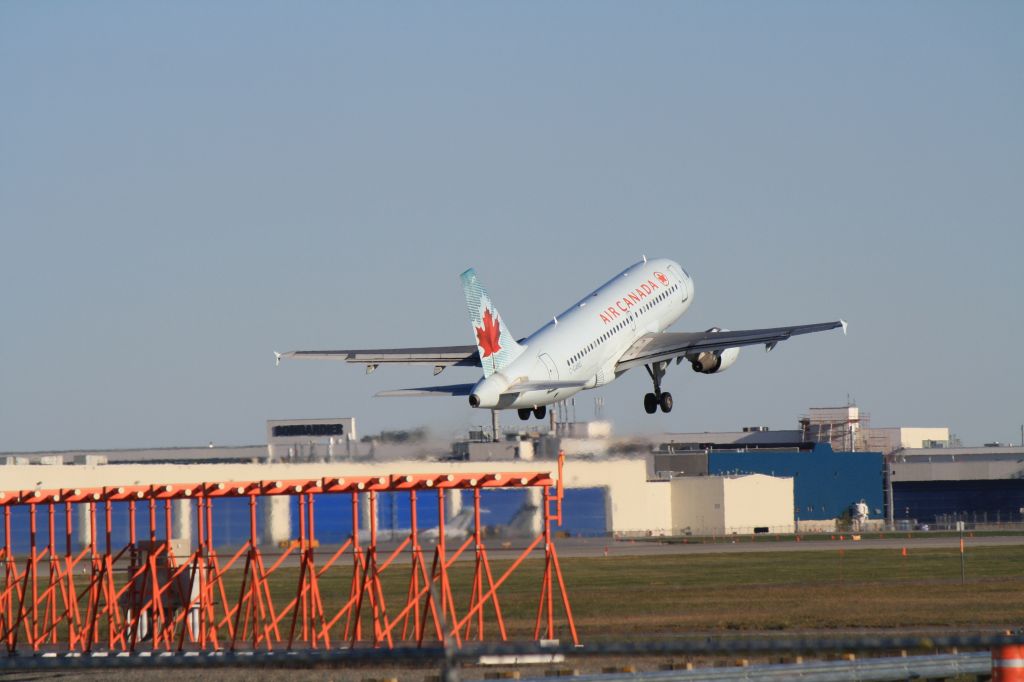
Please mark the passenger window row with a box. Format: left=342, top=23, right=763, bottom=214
left=565, top=283, right=680, bottom=367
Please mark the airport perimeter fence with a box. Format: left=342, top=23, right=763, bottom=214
left=930, top=512, right=1024, bottom=531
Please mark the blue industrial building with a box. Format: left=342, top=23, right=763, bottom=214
left=653, top=442, right=885, bottom=521
left=707, top=444, right=884, bottom=521
left=893, top=480, right=1024, bottom=524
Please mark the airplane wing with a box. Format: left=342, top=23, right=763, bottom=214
left=275, top=346, right=479, bottom=375
left=615, top=320, right=846, bottom=372
left=376, top=383, right=476, bottom=397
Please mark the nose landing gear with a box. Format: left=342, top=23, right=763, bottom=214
left=643, top=361, right=673, bottom=414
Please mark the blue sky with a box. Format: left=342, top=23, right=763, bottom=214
left=2, top=2, right=1021, bottom=451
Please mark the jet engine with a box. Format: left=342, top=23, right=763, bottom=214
left=687, top=328, right=740, bottom=374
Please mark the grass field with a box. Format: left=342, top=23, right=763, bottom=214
left=558, top=545, right=1024, bottom=637
left=5, top=546, right=1023, bottom=680
left=237, top=543, right=1024, bottom=641
left=6, top=543, right=1023, bottom=649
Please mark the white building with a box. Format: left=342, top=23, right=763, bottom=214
left=669, top=474, right=794, bottom=536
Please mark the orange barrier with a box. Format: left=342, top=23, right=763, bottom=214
left=993, top=644, right=1024, bottom=681
left=0, top=455, right=577, bottom=654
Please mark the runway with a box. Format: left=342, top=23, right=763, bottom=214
left=264, top=532, right=1024, bottom=566
left=545, top=532, right=1024, bottom=558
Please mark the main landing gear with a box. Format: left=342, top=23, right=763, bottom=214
left=643, top=361, right=673, bottom=414
left=517, top=405, right=547, bottom=421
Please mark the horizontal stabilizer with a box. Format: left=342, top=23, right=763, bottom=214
left=276, top=346, right=478, bottom=367
left=501, top=380, right=587, bottom=395
left=376, top=383, right=475, bottom=398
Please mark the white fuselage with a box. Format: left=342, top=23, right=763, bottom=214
left=470, top=258, right=694, bottom=409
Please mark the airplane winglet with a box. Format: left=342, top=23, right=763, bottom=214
left=840, top=319, right=848, bottom=335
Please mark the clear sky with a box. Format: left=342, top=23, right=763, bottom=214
left=2, top=2, right=1022, bottom=452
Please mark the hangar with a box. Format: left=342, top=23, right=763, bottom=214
left=890, top=446, right=1024, bottom=527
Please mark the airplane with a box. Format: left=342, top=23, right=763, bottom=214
left=368, top=506, right=481, bottom=543
left=494, top=501, right=540, bottom=538
left=276, top=257, right=846, bottom=420
left=419, top=506, right=479, bottom=542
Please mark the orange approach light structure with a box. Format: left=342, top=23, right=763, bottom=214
left=0, top=455, right=577, bottom=654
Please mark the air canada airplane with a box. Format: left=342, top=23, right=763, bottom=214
left=276, top=257, right=846, bottom=420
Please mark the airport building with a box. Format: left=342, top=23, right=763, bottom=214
left=653, top=405, right=1024, bottom=529
left=3, top=405, right=1017, bottom=542
left=651, top=406, right=891, bottom=525
left=652, top=442, right=884, bottom=524
left=890, top=445, right=1024, bottom=527
left=670, top=474, right=794, bottom=535
left=0, top=415, right=796, bottom=541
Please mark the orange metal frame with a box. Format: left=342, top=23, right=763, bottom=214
left=0, top=454, right=577, bottom=653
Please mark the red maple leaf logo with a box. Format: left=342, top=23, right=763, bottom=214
left=655, top=272, right=669, bottom=286
left=475, top=308, right=502, bottom=358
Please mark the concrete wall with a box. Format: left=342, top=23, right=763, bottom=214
left=559, top=459, right=672, bottom=534
left=892, top=459, right=1024, bottom=482
left=669, top=475, right=793, bottom=535
left=722, top=475, right=794, bottom=534
left=453, top=440, right=523, bottom=461
left=556, top=421, right=612, bottom=439
left=898, top=428, right=950, bottom=449
left=670, top=477, right=724, bottom=535
left=536, top=436, right=610, bottom=457
left=870, top=427, right=950, bottom=452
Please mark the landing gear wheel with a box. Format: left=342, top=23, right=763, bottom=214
left=517, top=408, right=532, bottom=421
left=644, top=361, right=671, bottom=415
left=533, top=405, right=547, bottom=420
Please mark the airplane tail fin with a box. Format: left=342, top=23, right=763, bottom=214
left=461, top=268, right=524, bottom=378
left=450, top=507, right=476, bottom=532
left=506, top=502, right=540, bottom=536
